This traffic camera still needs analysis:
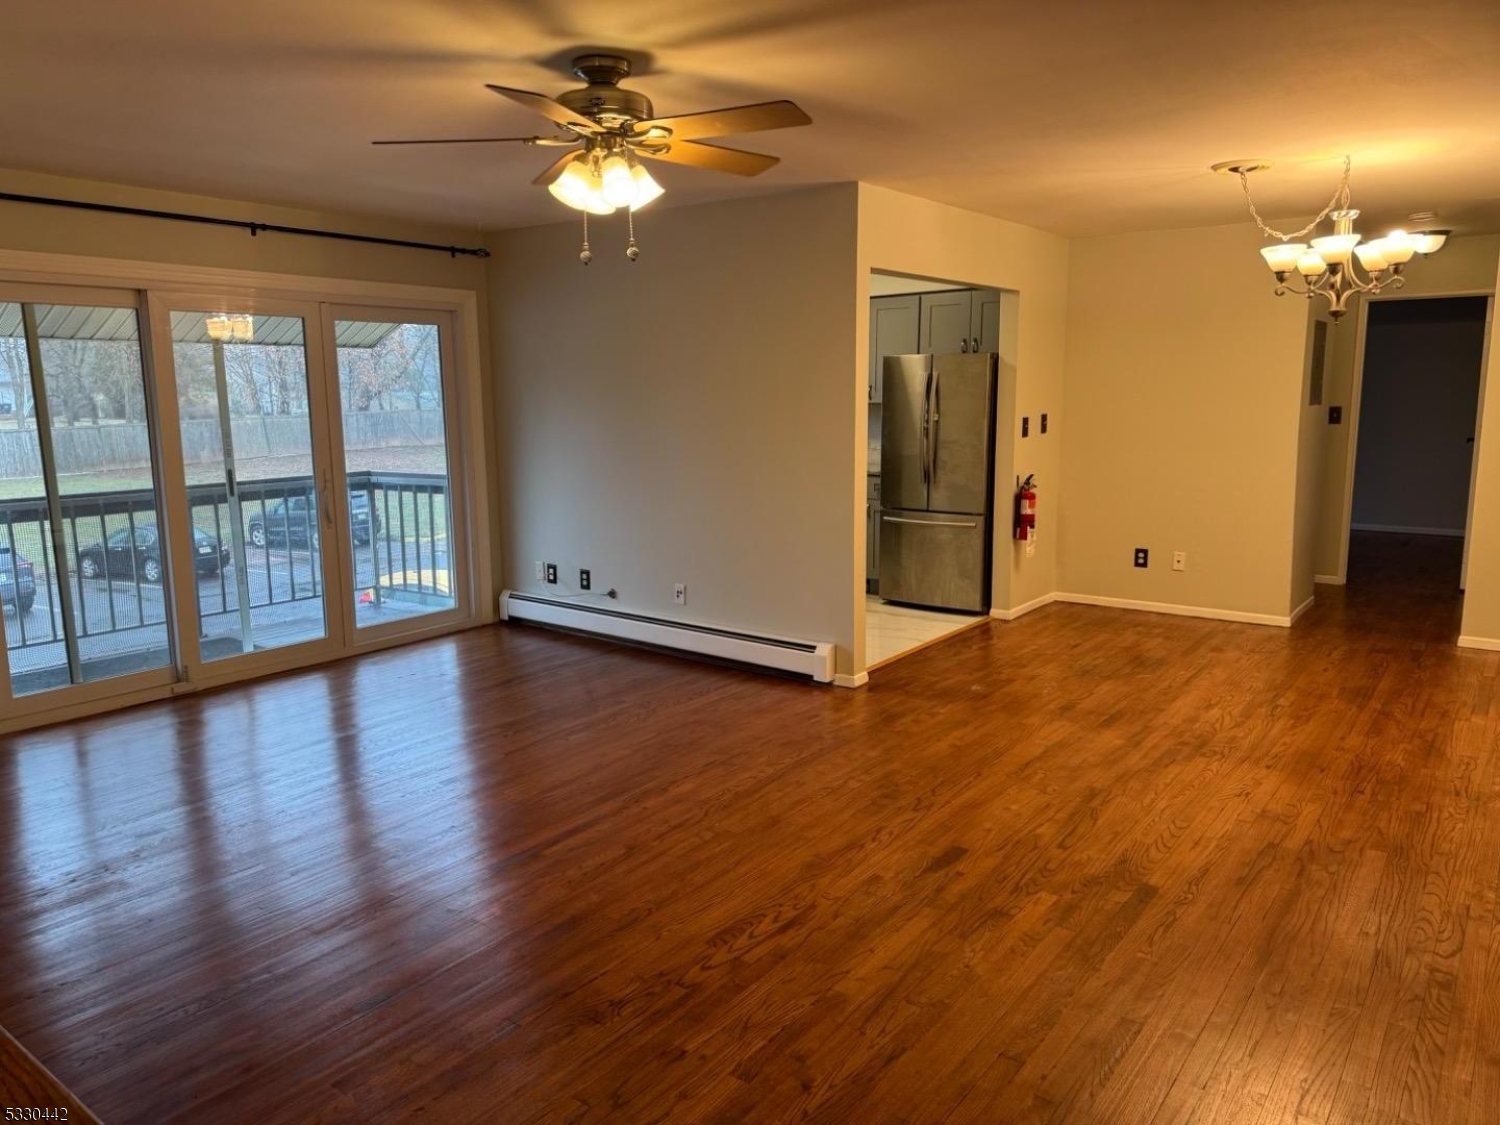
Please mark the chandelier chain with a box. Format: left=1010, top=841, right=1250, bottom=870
left=1240, top=155, right=1352, bottom=242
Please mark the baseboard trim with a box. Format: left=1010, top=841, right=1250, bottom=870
left=990, top=593, right=1056, bottom=621
left=1351, top=523, right=1465, bottom=538
left=1053, top=592, right=1293, bottom=628
left=1289, top=594, right=1316, bottom=625
left=834, top=672, right=870, bottom=689
left=1314, top=573, right=1344, bottom=585
left=499, top=591, right=835, bottom=682
left=1458, top=635, right=1500, bottom=652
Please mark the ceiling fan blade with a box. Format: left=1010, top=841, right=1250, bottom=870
left=634, top=101, right=810, bottom=142
left=533, top=151, right=580, bottom=186
left=372, top=136, right=552, bottom=146
left=635, top=140, right=780, bottom=177
left=486, top=84, right=599, bottom=133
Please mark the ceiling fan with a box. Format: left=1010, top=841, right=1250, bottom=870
left=374, top=53, right=811, bottom=237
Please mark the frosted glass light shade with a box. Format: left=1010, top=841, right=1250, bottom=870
left=600, top=155, right=637, bottom=208
left=549, top=159, right=615, bottom=214
left=1310, top=233, right=1361, bottom=264
left=629, top=164, right=664, bottom=210
left=1410, top=230, right=1449, bottom=255
left=1379, top=230, right=1416, bottom=264
left=1353, top=242, right=1389, bottom=271
left=1297, top=251, right=1328, bottom=278
left=1260, top=243, right=1306, bottom=273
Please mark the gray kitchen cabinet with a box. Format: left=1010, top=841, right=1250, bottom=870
left=918, top=290, right=973, bottom=355
left=970, top=289, right=1002, bottom=354
left=869, top=294, right=919, bottom=403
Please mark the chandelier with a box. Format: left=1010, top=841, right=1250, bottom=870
left=204, top=313, right=254, bottom=343
left=1216, top=156, right=1449, bottom=320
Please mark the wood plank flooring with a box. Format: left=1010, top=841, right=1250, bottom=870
left=2, top=531, right=1497, bottom=1123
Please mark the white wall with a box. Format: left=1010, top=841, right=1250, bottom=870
left=857, top=186, right=1071, bottom=625
left=1062, top=222, right=1311, bottom=620
left=488, top=186, right=864, bottom=674
left=1351, top=300, right=1488, bottom=534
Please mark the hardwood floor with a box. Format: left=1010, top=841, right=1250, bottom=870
left=2, top=531, right=1497, bottom=1123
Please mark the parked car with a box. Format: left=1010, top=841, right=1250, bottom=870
left=247, top=491, right=380, bottom=551
left=77, top=524, right=229, bottom=583
left=0, top=545, right=36, bottom=614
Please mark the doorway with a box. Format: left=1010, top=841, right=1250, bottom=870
left=1347, top=296, right=1490, bottom=599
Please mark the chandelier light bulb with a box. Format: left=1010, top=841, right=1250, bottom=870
left=600, top=154, right=637, bottom=209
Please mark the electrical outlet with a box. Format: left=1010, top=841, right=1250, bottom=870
left=545, top=563, right=558, bottom=584
left=1134, top=548, right=1149, bottom=568
left=1040, top=412, right=1048, bottom=434
left=1021, top=416, right=1030, bottom=438
left=1172, top=551, right=1186, bottom=572
left=534, top=560, right=545, bottom=581
left=673, top=583, right=686, bottom=605
left=580, top=568, right=592, bottom=591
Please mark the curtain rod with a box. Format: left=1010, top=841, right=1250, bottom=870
left=0, top=190, right=491, bottom=259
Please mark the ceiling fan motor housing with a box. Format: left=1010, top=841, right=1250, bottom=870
left=559, top=54, right=654, bottom=128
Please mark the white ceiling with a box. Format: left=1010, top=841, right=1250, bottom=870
left=3, top=0, right=1498, bottom=237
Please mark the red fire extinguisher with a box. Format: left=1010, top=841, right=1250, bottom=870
left=1014, top=474, right=1037, bottom=541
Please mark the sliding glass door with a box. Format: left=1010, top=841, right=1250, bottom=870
left=152, top=297, right=344, bottom=679
left=1, top=283, right=478, bottom=726
left=0, top=286, right=176, bottom=704
left=324, top=307, right=469, bottom=638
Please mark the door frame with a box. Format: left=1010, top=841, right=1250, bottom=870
left=146, top=291, right=350, bottom=687
left=318, top=304, right=474, bottom=649
left=1333, top=287, right=1496, bottom=587
left=0, top=280, right=181, bottom=722
left=0, top=248, right=492, bottom=734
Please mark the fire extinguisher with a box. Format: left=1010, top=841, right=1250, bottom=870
left=1014, top=474, right=1037, bottom=541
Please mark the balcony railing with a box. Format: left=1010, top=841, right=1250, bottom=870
left=1, top=471, right=449, bottom=664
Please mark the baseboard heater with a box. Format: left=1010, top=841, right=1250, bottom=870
left=498, top=591, right=835, bottom=683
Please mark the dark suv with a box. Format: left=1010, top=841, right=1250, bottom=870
left=0, top=545, right=37, bottom=614
left=247, top=491, right=380, bottom=551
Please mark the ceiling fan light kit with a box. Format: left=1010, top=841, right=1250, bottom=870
left=1216, top=155, right=1448, bottom=320
left=375, top=53, right=810, bottom=264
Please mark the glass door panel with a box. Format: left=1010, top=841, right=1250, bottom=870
left=332, top=317, right=459, bottom=629
left=168, top=310, right=328, bottom=660
left=0, top=299, right=172, bottom=697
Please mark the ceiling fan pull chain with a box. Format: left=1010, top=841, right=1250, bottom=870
left=579, top=211, right=593, bottom=265
left=626, top=209, right=641, bottom=262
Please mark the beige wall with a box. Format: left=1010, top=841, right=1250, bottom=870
left=1062, top=222, right=1311, bottom=620
left=1459, top=256, right=1500, bottom=644
left=856, top=185, right=1071, bottom=630
left=488, top=186, right=863, bottom=673
left=1313, top=234, right=1500, bottom=579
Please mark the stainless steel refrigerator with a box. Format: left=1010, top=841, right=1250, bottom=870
left=879, top=352, right=997, bottom=612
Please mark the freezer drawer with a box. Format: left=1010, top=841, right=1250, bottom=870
left=878, top=509, right=990, bottom=613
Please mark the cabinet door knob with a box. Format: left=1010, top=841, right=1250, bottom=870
left=960, top=339, right=968, bottom=353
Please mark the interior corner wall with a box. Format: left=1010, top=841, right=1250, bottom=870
left=488, top=185, right=863, bottom=674
left=1061, top=221, right=1309, bottom=620
left=1459, top=254, right=1500, bottom=645
left=1313, top=234, right=1500, bottom=580
left=855, top=184, right=1070, bottom=617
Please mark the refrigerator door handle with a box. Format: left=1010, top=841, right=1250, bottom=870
left=882, top=515, right=978, bottom=528
left=929, top=367, right=941, bottom=486
left=920, top=368, right=933, bottom=490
